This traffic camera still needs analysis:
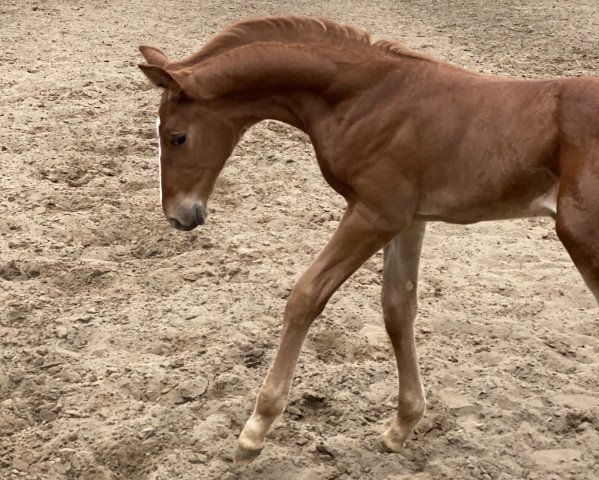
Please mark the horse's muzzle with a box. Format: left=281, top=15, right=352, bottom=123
left=168, top=203, right=205, bottom=231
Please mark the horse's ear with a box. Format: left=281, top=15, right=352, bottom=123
left=138, top=64, right=183, bottom=90
left=139, top=45, right=169, bottom=67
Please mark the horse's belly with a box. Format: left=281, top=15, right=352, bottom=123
left=413, top=175, right=558, bottom=224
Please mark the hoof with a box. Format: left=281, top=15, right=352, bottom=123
left=379, top=433, right=404, bottom=454
left=234, top=444, right=263, bottom=466
left=377, top=439, right=394, bottom=454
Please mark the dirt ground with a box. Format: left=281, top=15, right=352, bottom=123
left=1, top=1, right=598, bottom=479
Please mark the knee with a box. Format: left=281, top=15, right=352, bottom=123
left=285, top=281, right=327, bottom=323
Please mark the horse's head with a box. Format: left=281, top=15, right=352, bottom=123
left=138, top=46, right=243, bottom=231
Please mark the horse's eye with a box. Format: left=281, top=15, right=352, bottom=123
left=170, top=133, right=187, bottom=147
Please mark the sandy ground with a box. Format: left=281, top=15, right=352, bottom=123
left=1, top=1, right=598, bottom=479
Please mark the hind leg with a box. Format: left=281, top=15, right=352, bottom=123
left=380, top=221, right=427, bottom=452
left=556, top=172, right=599, bottom=304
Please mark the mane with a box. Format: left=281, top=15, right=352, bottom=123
left=172, top=16, right=430, bottom=68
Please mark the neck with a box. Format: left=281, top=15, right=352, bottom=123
left=230, top=92, right=326, bottom=133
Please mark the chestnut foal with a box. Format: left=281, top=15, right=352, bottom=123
left=139, top=16, right=599, bottom=464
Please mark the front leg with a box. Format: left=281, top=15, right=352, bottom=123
left=235, top=203, right=403, bottom=465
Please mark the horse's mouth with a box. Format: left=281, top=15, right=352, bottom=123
left=169, top=216, right=204, bottom=231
